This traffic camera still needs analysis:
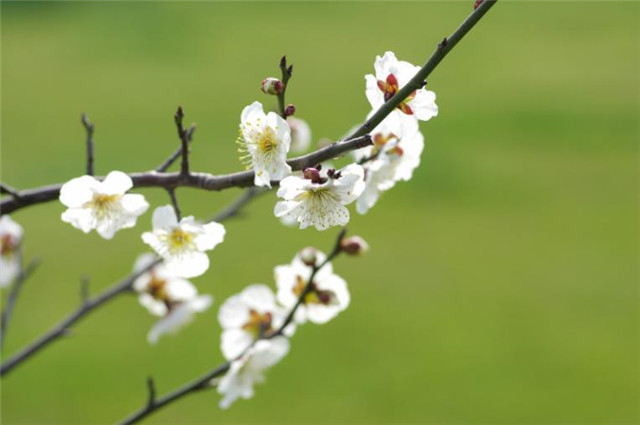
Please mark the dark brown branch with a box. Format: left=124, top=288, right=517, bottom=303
left=174, top=107, right=190, bottom=178
left=0, top=182, right=22, bottom=199
left=277, top=55, right=293, bottom=118
left=81, top=113, right=95, bottom=176
left=0, top=258, right=161, bottom=377
left=0, top=256, right=40, bottom=351
left=166, top=189, right=182, bottom=221
left=346, top=0, right=497, bottom=140
left=115, top=229, right=347, bottom=425
left=0, top=135, right=372, bottom=216
left=155, top=124, right=196, bottom=173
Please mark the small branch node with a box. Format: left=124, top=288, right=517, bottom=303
left=147, top=377, right=157, bottom=407
left=0, top=182, right=22, bottom=199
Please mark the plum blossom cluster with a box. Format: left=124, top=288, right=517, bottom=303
left=215, top=241, right=358, bottom=409
left=57, top=173, right=226, bottom=341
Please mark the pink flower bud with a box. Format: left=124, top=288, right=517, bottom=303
left=284, top=104, right=296, bottom=117
left=299, top=246, right=318, bottom=267
left=340, top=236, right=369, bottom=256
left=303, top=167, right=322, bottom=183
left=261, top=78, right=284, bottom=95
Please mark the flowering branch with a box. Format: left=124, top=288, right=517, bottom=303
left=0, top=185, right=265, bottom=377
left=0, top=255, right=40, bottom=350
left=116, top=228, right=348, bottom=425
left=0, top=134, right=372, bottom=216
left=81, top=113, right=95, bottom=176
left=346, top=0, right=497, bottom=140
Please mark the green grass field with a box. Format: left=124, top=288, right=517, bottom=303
left=1, top=2, right=638, bottom=424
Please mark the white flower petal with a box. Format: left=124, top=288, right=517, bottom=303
left=165, top=251, right=210, bottom=278
left=195, top=221, right=226, bottom=251
left=221, top=329, right=254, bottom=360
left=165, top=278, right=197, bottom=301
left=152, top=205, right=178, bottom=230
left=59, top=176, right=97, bottom=208
left=101, top=171, right=133, bottom=195
left=120, top=193, right=149, bottom=216
left=61, top=208, right=95, bottom=233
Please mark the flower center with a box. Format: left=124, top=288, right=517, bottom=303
left=293, top=275, right=338, bottom=306
left=166, top=227, right=196, bottom=255
left=0, top=234, right=19, bottom=257
left=147, top=273, right=169, bottom=301
left=86, top=193, right=121, bottom=219
left=242, top=309, right=273, bottom=338
left=257, top=127, right=278, bottom=155
left=376, top=73, right=416, bottom=115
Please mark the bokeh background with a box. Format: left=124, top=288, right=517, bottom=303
left=1, top=1, right=638, bottom=424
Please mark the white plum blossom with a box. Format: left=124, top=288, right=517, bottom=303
left=237, top=101, right=292, bottom=187
left=59, top=171, right=149, bottom=239
left=0, top=215, right=23, bottom=288
left=141, top=205, right=226, bottom=278
left=274, top=164, right=366, bottom=231
left=217, top=337, right=289, bottom=409
left=275, top=249, right=350, bottom=324
left=147, top=296, right=213, bottom=344
left=365, top=51, right=438, bottom=126
left=286, top=117, right=312, bottom=153
left=354, top=116, right=424, bottom=214
left=132, top=253, right=213, bottom=344
left=218, top=284, right=293, bottom=360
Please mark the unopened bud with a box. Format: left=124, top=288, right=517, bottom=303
left=303, top=167, right=322, bottom=183
left=299, top=247, right=318, bottom=267
left=284, top=104, right=296, bottom=117
left=340, top=236, right=369, bottom=256
left=474, top=0, right=483, bottom=10
left=261, top=78, right=284, bottom=95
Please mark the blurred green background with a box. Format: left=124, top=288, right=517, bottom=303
left=1, top=1, right=638, bottom=424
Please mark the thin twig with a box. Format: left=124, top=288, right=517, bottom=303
left=209, top=187, right=268, bottom=223
left=146, top=377, right=156, bottom=407
left=155, top=124, right=196, bottom=173
left=347, top=0, right=497, bottom=140
left=115, top=229, right=347, bottom=425
left=0, top=135, right=372, bottom=216
left=174, top=107, right=190, bottom=178
left=81, top=113, right=95, bottom=176
left=0, top=182, right=22, bottom=199
left=0, top=258, right=161, bottom=377
left=0, top=256, right=40, bottom=351
left=277, top=55, right=293, bottom=118
left=166, top=189, right=182, bottom=221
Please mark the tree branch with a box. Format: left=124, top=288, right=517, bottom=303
left=166, top=188, right=182, bottom=221
left=277, top=55, right=293, bottom=118
left=0, top=258, right=160, bottom=377
left=115, top=228, right=347, bottom=425
left=0, top=182, right=22, bottom=199
left=155, top=124, right=196, bottom=173
left=346, top=0, right=497, bottom=140
left=0, top=135, right=372, bottom=216
left=81, top=113, right=95, bottom=176
left=0, top=256, right=40, bottom=351
left=209, top=187, right=269, bottom=223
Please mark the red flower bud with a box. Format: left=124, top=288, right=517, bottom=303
left=284, top=104, right=296, bottom=117
left=261, top=78, right=284, bottom=95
